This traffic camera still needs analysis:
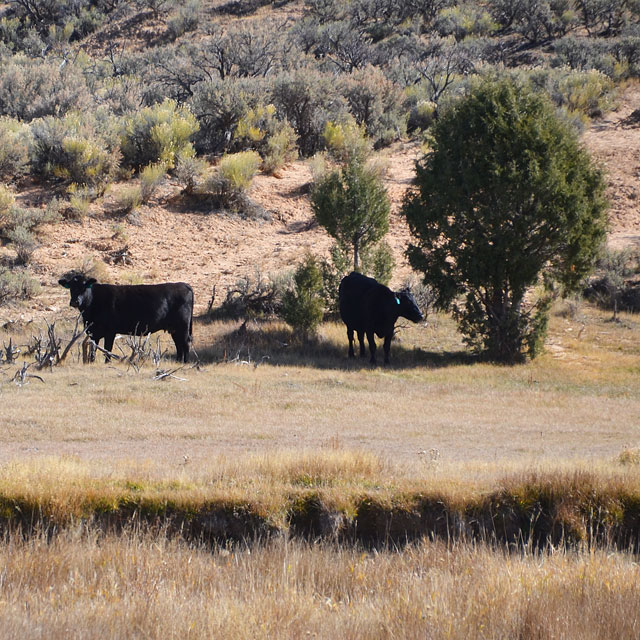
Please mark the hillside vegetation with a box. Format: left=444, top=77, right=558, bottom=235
left=0, top=0, right=639, bottom=315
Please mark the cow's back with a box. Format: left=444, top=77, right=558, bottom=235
left=86, top=282, right=193, bottom=335
left=339, top=272, right=380, bottom=330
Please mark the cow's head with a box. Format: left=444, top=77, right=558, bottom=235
left=58, top=274, right=97, bottom=310
left=395, top=289, right=424, bottom=323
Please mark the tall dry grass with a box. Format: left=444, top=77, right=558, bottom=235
left=0, top=531, right=639, bottom=639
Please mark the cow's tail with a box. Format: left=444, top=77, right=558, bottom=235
left=188, top=285, right=194, bottom=347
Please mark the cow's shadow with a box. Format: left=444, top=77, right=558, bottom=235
left=193, top=319, right=475, bottom=371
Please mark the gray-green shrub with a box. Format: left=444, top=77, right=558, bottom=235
left=29, top=114, right=118, bottom=192
left=120, top=99, right=199, bottom=170
left=0, top=117, right=30, bottom=181
left=0, top=55, right=90, bottom=121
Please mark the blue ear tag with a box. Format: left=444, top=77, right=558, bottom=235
left=395, top=296, right=400, bottom=305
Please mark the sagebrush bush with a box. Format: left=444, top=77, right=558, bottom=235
left=322, top=118, right=372, bottom=165
left=29, top=115, right=118, bottom=192
left=167, top=0, right=201, bottom=40
left=174, top=153, right=208, bottom=195
left=219, top=151, right=261, bottom=191
left=114, top=185, right=143, bottom=215
left=66, top=187, right=92, bottom=220
left=139, top=162, right=166, bottom=203
left=339, top=65, right=406, bottom=148
left=0, top=186, right=60, bottom=264
left=120, top=99, right=199, bottom=170
left=209, top=272, right=284, bottom=320
left=523, top=68, right=614, bottom=119
left=0, top=266, right=41, bottom=302
left=233, top=104, right=298, bottom=174
left=190, top=77, right=259, bottom=154
left=583, top=248, right=640, bottom=314
left=0, top=55, right=90, bottom=122
left=0, top=117, right=30, bottom=181
left=198, top=153, right=265, bottom=216
left=271, top=69, right=346, bottom=157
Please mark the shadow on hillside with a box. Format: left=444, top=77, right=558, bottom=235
left=192, top=317, right=475, bottom=371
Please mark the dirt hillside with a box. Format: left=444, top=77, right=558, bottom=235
left=5, top=83, right=640, bottom=322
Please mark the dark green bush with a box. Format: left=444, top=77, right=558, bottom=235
left=312, top=157, right=390, bottom=272
left=403, top=78, right=608, bottom=363
left=281, top=254, right=325, bottom=341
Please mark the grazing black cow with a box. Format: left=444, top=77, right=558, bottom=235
left=339, top=272, right=423, bottom=365
left=58, top=274, right=194, bottom=362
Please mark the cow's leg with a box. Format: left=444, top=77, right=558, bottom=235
left=103, top=333, right=116, bottom=362
left=347, top=327, right=355, bottom=358
left=366, top=330, right=377, bottom=365
left=357, top=330, right=366, bottom=358
left=171, top=331, right=190, bottom=363
left=383, top=334, right=392, bottom=365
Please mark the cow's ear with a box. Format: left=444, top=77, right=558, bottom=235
left=58, top=279, right=70, bottom=289
left=86, top=278, right=97, bottom=288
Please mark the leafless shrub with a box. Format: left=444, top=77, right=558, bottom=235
left=207, top=272, right=284, bottom=320
left=28, top=317, right=88, bottom=369
left=11, top=362, right=44, bottom=386
left=2, top=338, right=19, bottom=364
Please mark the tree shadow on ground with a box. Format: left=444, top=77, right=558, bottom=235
left=193, top=317, right=476, bottom=371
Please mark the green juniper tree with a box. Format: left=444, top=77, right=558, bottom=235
left=402, top=78, right=608, bottom=363
left=311, top=157, right=390, bottom=273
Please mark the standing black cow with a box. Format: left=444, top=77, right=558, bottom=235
left=339, top=272, right=423, bottom=365
left=58, top=274, right=194, bottom=362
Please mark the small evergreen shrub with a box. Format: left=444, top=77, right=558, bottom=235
left=281, top=254, right=325, bottom=341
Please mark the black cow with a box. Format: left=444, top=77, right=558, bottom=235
left=339, top=272, right=423, bottom=365
left=58, top=274, right=194, bottom=362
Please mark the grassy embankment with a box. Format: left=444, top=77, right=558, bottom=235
left=0, top=300, right=638, bottom=548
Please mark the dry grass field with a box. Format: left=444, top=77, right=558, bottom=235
left=2, top=301, right=639, bottom=471
left=2, top=532, right=640, bottom=639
